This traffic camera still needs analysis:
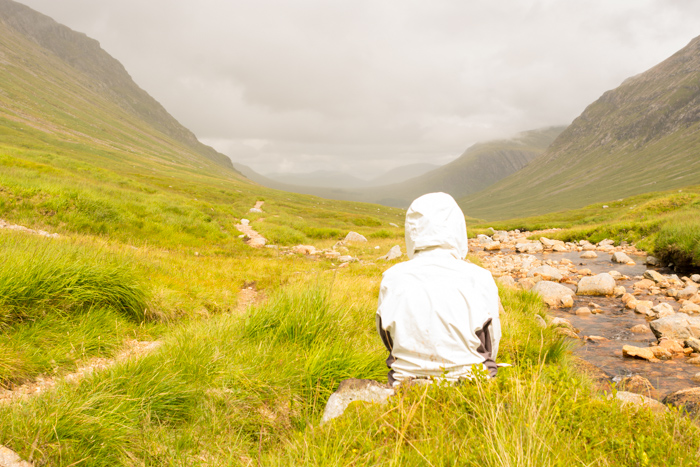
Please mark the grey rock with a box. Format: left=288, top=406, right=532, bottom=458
left=527, top=265, right=564, bottom=282
left=662, top=387, right=700, bottom=418
left=598, top=239, right=615, bottom=247
left=344, top=231, right=367, bottom=243
left=477, top=234, right=493, bottom=244
left=645, top=256, right=660, bottom=266
left=321, top=379, right=395, bottom=424
left=611, top=391, right=668, bottom=414
left=515, top=242, right=543, bottom=254
left=249, top=208, right=263, bottom=213
left=678, top=285, right=699, bottom=300
left=497, top=275, right=517, bottom=288
left=240, top=219, right=250, bottom=226
left=0, top=446, right=33, bottom=467
left=532, top=281, right=576, bottom=307
left=580, top=251, right=598, bottom=259
left=685, top=337, right=700, bottom=353
left=338, top=255, right=357, bottom=263
left=650, top=302, right=675, bottom=319
left=611, top=252, right=634, bottom=264
left=576, top=273, right=616, bottom=296
left=379, top=245, right=402, bottom=261
left=643, top=270, right=666, bottom=284
left=692, top=274, right=700, bottom=283
left=649, top=313, right=700, bottom=340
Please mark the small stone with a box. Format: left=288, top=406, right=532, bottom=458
left=293, top=245, right=318, bottom=255
left=338, top=255, right=356, bottom=263
left=518, top=278, right=536, bottom=291
left=663, top=387, right=700, bottom=418
left=685, top=337, right=700, bottom=353
left=497, top=276, right=517, bottom=288
left=618, top=375, right=656, bottom=398
left=321, top=379, right=395, bottom=424
left=531, top=281, right=576, bottom=307
left=622, top=345, right=658, bottom=362
left=649, top=346, right=672, bottom=360
left=630, top=324, right=650, bottom=333
left=611, top=252, right=634, bottom=264
left=555, top=327, right=580, bottom=339
left=344, top=231, right=368, bottom=243
left=692, top=373, right=700, bottom=383
left=551, top=317, right=578, bottom=332
left=634, top=279, right=655, bottom=290
left=484, top=241, right=502, bottom=251
left=379, top=245, right=402, bottom=261
left=621, top=293, right=636, bottom=305
left=678, top=285, right=699, bottom=300
left=586, top=335, right=608, bottom=343
left=691, top=274, right=700, bottom=283
left=0, top=446, right=33, bottom=467
left=658, top=338, right=685, bottom=354
left=643, top=270, right=666, bottom=284
left=575, top=307, right=592, bottom=316
left=689, top=357, right=700, bottom=365
left=578, top=268, right=593, bottom=276
left=650, top=302, right=675, bottom=319
left=613, top=286, right=627, bottom=297
left=580, top=251, right=598, bottom=259
left=612, top=391, right=668, bottom=414
left=527, top=265, right=563, bottom=282
left=577, top=273, right=616, bottom=296
left=645, top=256, right=660, bottom=266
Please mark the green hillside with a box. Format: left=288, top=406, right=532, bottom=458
left=460, top=35, right=700, bottom=220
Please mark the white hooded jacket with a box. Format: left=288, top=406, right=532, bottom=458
left=376, top=192, right=501, bottom=384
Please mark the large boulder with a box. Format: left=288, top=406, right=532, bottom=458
left=662, top=387, right=700, bottom=418
left=532, top=281, right=575, bottom=307
left=576, top=273, right=616, bottom=296
left=649, top=313, right=700, bottom=340
left=321, top=379, right=395, bottom=424
left=527, top=265, right=563, bottom=282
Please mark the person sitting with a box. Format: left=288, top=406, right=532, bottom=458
left=376, top=192, right=501, bottom=386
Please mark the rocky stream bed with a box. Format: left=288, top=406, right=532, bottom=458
left=474, top=229, right=700, bottom=411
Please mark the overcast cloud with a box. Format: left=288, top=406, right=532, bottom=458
left=18, top=0, right=700, bottom=178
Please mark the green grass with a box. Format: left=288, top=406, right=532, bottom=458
left=2, top=279, right=697, bottom=466
left=0, top=231, right=147, bottom=326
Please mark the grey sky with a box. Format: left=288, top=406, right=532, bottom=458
left=18, top=0, right=700, bottom=178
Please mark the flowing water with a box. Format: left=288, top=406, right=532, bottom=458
left=492, top=249, right=699, bottom=398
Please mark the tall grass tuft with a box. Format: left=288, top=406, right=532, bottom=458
left=0, top=233, right=147, bottom=326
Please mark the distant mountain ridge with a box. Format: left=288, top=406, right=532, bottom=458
left=233, top=127, right=564, bottom=207
left=460, top=35, right=700, bottom=220
left=0, top=0, right=234, bottom=170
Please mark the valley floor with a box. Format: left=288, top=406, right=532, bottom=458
left=1, top=215, right=700, bottom=466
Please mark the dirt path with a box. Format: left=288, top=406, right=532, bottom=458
left=0, top=219, right=59, bottom=238
left=236, top=202, right=267, bottom=248
left=0, top=340, right=161, bottom=405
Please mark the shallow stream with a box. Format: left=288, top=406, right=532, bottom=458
left=493, top=249, right=699, bottom=398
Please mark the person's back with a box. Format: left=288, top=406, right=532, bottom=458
left=376, top=192, right=501, bottom=385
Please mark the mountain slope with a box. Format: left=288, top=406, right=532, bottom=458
left=0, top=0, right=234, bottom=170
left=460, top=35, right=700, bottom=221
left=232, top=127, right=564, bottom=208
left=373, top=126, right=564, bottom=207
left=367, top=162, right=439, bottom=186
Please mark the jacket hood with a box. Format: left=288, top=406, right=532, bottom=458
left=405, top=192, right=468, bottom=260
